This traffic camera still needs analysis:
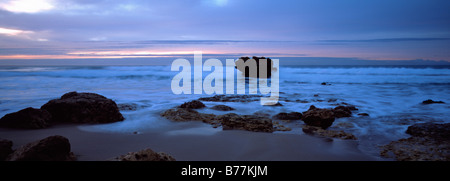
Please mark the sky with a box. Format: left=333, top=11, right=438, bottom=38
left=0, top=0, right=449, bottom=61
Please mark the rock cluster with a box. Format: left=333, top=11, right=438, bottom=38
left=380, top=123, right=450, bottom=161
left=113, top=148, right=176, bottom=161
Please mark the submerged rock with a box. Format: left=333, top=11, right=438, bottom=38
left=199, top=95, right=262, bottom=102
left=422, top=99, right=445, bottom=104
left=7, top=135, right=76, bottom=161
left=273, top=121, right=292, bottom=132
left=179, top=100, right=206, bottom=109
left=357, top=113, right=370, bottom=117
left=160, top=108, right=219, bottom=127
left=332, top=106, right=353, bottom=118
left=210, top=105, right=235, bottom=111
left=118, top=103, right=140, bottom=111
left=113, top=148, right=175, bottom=161
left=0, top=107, right=51, bottom=129
left=302, top=125, right=357, bottom=140
left=0, top=139, right=13, bottom=161
left=380, top=123, right=450, bottom=161
left=217, top=113, right=273, bottom=133
left=301, top=105, right=335, bottom=129
left=41, top=91, right=124, bottom=124
left=272, top=112, right=302, bottom=120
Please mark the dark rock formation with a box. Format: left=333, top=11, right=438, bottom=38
left=273, top=121, right=292, bottom=131
left=7, top=135, right=76, bottom=161
left=301, top=105, right=335, bottom=129
left=217, top=113, right=273, bottom=133
left=118, top=103, right=139, bottom=111
left=422, top=99, right=445, bottom=104
left=113, top=148, right=175, bottom=161
left=272, top=112, right=302, bottom=120
left=332, top=106, right=353, bottom=118
left=235, top=56, right=273, bottom=78
left=0, top=139, right=13, bottom=161
left=357, top=113, right=370, bottom=117
left=199, top=95, right=262, bottom=102
left=160, top=108, right=219, bottom=127
left=321, top=82, right=331, bottom=85
left=0, top=107, right=51, bottom=129
left=264, top=102, right=283, bottom=106
left=41, top=92, right=124, bottom=124
left=302, top=125, right=357, bottom=140
left=210, top=105, right=235, bottom=111
left=179, top=100, right=206, bottom=109
left=380, top=123, right=450, bottom=161
left=405, top=123, right=450, bottom=141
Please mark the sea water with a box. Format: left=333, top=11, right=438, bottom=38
left=0, top=64, right=449, bottom=157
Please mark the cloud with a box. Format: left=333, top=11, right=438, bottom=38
left=319, top=38, right=450, bottom=43
left=0, top=0, right=55, bottom=13
left=0, top=27, right=50, bottom=41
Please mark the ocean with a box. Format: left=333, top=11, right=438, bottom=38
left=0, top=64, right=449, bottom=158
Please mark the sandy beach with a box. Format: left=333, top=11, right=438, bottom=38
left=0, top=121, right=376, bottom=161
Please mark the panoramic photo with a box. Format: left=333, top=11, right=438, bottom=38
left=0, top=0, right=449, bottom=167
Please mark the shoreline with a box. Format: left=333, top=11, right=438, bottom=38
left=0, top=122, right=378, bottom=161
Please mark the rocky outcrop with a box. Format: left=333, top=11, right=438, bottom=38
left=217, top=113, right=273, bottom=133
left=7, top=135, right=76, bottom=161
left=235, top=56, right=273, bottom=78
left=160, top=108, right=219, bottom=127
left=41, top=92, right=124, bottom=124
left=380, top=123, right=450, bottom=161
left=302, top=125, right=357, bottom=140
left=301, top=105, right=335, bottom=129
left=0, top=107, right=51, bottom=129
left=210, top=105, right=235, bottom=111
left=272, top=112, right=302, bottom=120
left=0, top=139, right=13, bottom=161
left=113, top=148, right=175, bottom=161
left=199, top=95, right=262, bottom=102
left=422, top=99, right=445, bottom=104
left=179, top=100, right=206, bottom=109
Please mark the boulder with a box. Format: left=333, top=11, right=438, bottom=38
left=7, top=135, right=76, bottom=161
left=179, top=100, right=205, bottom=109
left=217, top=113, right=273, bottom=133
left=160, top=108, right=219, bottom=127
left=422, top=99, right=445, bottom=104
left=272, top=112, right=302, bottom=120
left=199, top=95, right=262, bottom=102
left=113, top=148, right=175, bottom=161
left=301, top=105, right=335, bottom=129
left=210, top=105, right=235, bottom=111
left=302, top=125, right=357, bottom=140
left=41, top=92, right=124, bottom=124
left=0, top=139, right=13, bottom=161
left=0, top=107, right=51, bottom=129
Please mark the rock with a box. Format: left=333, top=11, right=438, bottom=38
left=321, top=82, right=331, bottom=85
left=179, top=100, right=206, bottom=109
left=0, top=139, right=13, bottom=161
left=41, top=92, right=124, bottom=124
left=113, top=148, right=175, bottom=161
left=273, top=121, right=292, bottom=132
left=302, top=125, right=357, bottom=140
left=210, top=105, right=235, bottom=111
left=264, top=102, right=283, bottom=106
left=160, top=108, right=219, bottom=127
left=380, top=123, right=450, bottom=161
left=199, top=95, right=262, bottom=102
left=0, top=107, right=51, bottom=129
left=235, top=56, right=273, bottom=78
left=118, top=103, right=139, bottom=111
left=301, top=105, right=335, bottom=129
left=217, top=113, right=273, bottom=133
left=7, top=135, right=76, bottom=161
left=272, top=112, right=302, bottom=120
left=313, top=94, right=319, bottom=97
left=405, top=123, right=450, bottom=141
left=332, top=106, right=353, bottom=118
left=357, top=113, right=370, bottom=117
left=422, top=99, right=445, bottom=104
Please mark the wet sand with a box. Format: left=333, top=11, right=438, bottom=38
left=0, top=122, right=376, bottom=161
